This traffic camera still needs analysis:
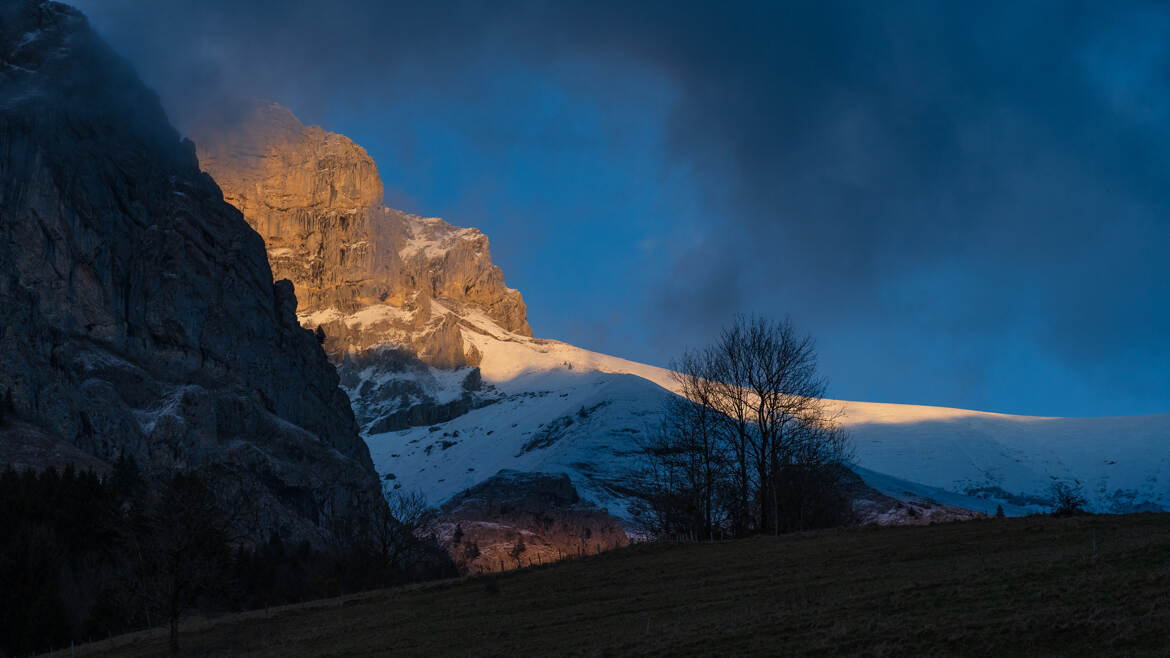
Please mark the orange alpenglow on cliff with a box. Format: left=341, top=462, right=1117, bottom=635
left=192, top=100, right=531, bottom=368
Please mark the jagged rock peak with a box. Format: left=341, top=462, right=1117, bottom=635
left=190, top=99, right=532, bottom=367
left=0, top=1, right=381, bottom=546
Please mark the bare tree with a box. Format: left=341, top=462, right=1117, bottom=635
left=367, top=486, right=436, bottom=575
left=635, top=360, right=730, bottom=539
left=386, top=486, right=431, bottom=530
left=635, top=315, right=853, bottom=538
left=1050, top=480, right=1087, bottom=516
left=633, top=397, right=723, bottom=539
left=703, top=334, right=756, bottom=536
left=336, top=484, right=456, bottom=588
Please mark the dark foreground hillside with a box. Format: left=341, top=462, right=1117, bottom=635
left=77, top=514, right=1170, bottom=656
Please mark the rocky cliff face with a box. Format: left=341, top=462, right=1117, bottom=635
left=192, top=100, right=531, bottom=369
left=0, top=1, right=381, bottom=546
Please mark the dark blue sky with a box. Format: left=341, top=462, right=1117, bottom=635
left=75, top=1, right=1170, bottom=417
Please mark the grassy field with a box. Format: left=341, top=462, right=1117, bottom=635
left=77, top=514, right=1170, bottom=656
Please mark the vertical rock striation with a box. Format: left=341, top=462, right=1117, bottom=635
left=0, top=0, right=381, bottom=545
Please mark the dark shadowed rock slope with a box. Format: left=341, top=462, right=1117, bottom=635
left=0, top=0, right=381, bottom=545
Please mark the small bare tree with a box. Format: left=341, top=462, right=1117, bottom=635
left=369, top=486, right=435, bottom=575
left=1050, top=480, right=1087, bottom=516
left=636, top=382, right=730, bottom=540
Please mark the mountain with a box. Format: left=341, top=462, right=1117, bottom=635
left=360, top=307, right=1170, bottom=520
left=192, top=99, right=530, bottom=369
left=191, top=101, right=542, bottom=475
left=0, top=1, right=381, bottom=546
left=191, top=99, right=1169, bottom=554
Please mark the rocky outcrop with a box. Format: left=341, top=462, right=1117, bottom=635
left=0, top=1, right=382, bottom=546
left=336, top=346, right=502, bottom=434
left=424, top=471, right=630, bottom=573
left=191, top=100, right=531, bottom=367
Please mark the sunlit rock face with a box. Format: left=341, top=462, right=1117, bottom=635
left=0, top=0, right=381, bottom=546
left=192, top=100, right=531, bottom=370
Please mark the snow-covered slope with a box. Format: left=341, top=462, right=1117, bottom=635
left=846, top=405, right=1170, bottom=514
left=362, top=305, right=1170, bottom=520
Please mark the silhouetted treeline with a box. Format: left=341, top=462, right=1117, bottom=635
left=0, top=461, right=454, bottom=656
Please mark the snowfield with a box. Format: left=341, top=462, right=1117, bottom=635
left=360, top=306, right=1170, bottom=521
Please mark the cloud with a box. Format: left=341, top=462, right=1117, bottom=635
left=72, top=0, right=1170, bottom=415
